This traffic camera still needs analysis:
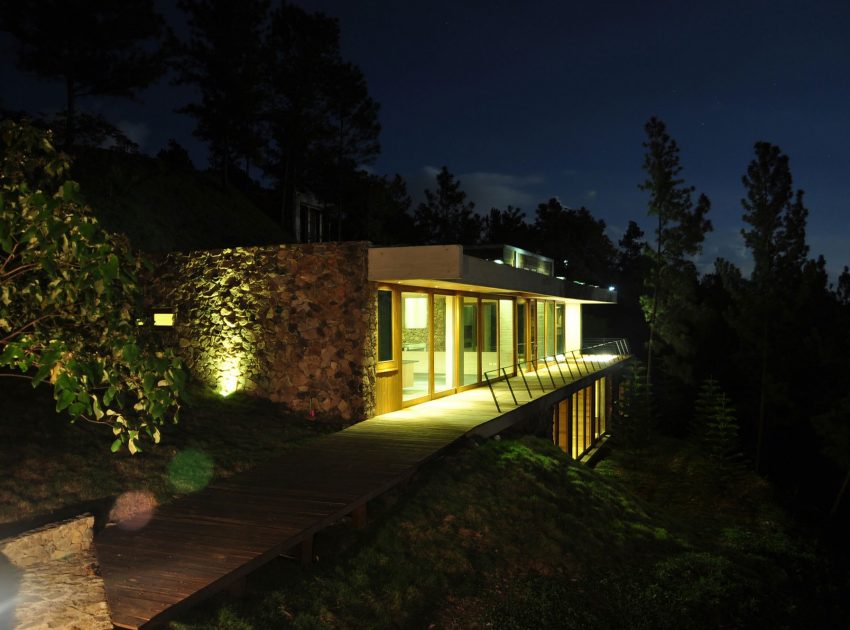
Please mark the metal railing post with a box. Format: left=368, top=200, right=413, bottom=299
left=541, top=356, right=558, bottom=388
left=517, top=360, right=533, bottom=398
left=501, top=367, right=518, bottom=406
left=484, top=372, right=501, bottom=413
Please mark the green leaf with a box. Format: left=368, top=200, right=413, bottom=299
left=91, top=395, right=104, bottom=420
left=110, top=438, right=123, bottom=453
left=55, top=388, right=75, bottom=412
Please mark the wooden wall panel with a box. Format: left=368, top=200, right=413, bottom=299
left=375, top=371, right=402, bottom=415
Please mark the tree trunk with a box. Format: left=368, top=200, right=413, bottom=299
left=646, top=213, right=663, bottom=383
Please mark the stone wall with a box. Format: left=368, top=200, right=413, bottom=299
left=0, top=514, right=111, bottom=629
left=152, top=242, right=376, bottom=421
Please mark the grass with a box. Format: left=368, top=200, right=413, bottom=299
left=167, top=435, right=847, bottom=630
left=0, top=378, right=340, bottom=529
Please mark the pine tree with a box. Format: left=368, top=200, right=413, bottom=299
left=173, top=0, right=269, bottom=188
left=693, top=377, right=739, bottom=459
left=738, top=142, right=809, bottom=472
left=532, top=199, right=617, bottom=285
left=1, top=0, right=165, bottom=149
left=414, top=166, right=481, bottom=244
left=638, top=117, right=712, bottom=383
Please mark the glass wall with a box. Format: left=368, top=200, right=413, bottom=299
left=401, top=292, right=430, bottom=402
left=546, top=301, right=556, bottom=357
left=555, top=303, right=565, bottom=354
left=433, top=294, right=455, bottom=394
left=536, top=301, right=545, bottom=361
left=481, top=299, right=498, bottom=376
left=461, top=297, right=479, bottom=385
left=516, top=300, right=526, bottom=364
left=499, top=299, right=514, bottom=374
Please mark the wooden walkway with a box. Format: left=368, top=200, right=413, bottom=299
left=95, top=355, right=627, bottom=628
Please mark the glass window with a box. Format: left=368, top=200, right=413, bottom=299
left=377, top=290, right=393, bottom=362
left=516, top=300, right=526, bottom=363
left=482, top=299, right=498, bottom=375
left=555, top=303, right=565, bottom=355
left=536, top=301, right=545, bottom=360
left=499, top=299, right=514, bottom=374
left=546, top=301, right=555, bottom=357
left=461, top=297, right=478, bottom=385
left=402, top=292, right=430, bottom=401
left=433, top=295, right=455, bottom=393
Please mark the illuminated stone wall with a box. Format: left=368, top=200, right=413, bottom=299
left=152, top=242, right=376, bottom=421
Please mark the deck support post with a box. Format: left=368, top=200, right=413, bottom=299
left=352, top=504, right=368, bottom=529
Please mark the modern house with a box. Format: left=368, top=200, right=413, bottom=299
left=152, top=241, right=626, bottom=459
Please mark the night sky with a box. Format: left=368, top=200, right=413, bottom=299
left=2, top=0, right=849, bottom=276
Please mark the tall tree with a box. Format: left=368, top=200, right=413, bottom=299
left=532, top=198, right=617, bottom=285
left=414, top=166, right=481, bottom=244
left=0, top=0, right=165, bottom=149
left=264, top=4, right=381, bottom=237
left=739, top=141, right=809, bottom=472
left=173, top=0, right=269, bottom=188
left=317, top=61, right=381, bottom=239
left=638, top=117, right=712, bottom=383
left=483, top=206, right=531, bottom=246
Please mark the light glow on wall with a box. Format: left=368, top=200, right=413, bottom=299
left=218, top=356, right=242, bottom=396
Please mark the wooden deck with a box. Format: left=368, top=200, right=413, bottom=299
left=95, top=355, right=627, bottom=628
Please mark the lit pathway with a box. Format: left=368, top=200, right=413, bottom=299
left=96, top=354, right=627, bottom=628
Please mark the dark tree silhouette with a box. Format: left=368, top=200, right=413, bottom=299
left=342, top=173, right=414, bottom=245
left=483, top=206, right=531, bottom=247
left=532, top=198, right=617, bottom=285
left=638, top=117, right=712, bottom=383
left=0, top=0, right=165, bottom=149
left=738, top=141, right=809, bottom=472
left=414, top=166, right=481, bottom=244
left=173, top=0, right=269, bottom=188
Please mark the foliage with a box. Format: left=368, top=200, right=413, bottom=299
left=612, top=360, right=654, bottom=448
left=532, top=197, right=618, bottom=285
left=483, top=205, right=531, bottom=246
left=693, top=377, right=739, bottom=459
left=413, top=166, right=482, bottom=244
left=0, top=119, right=183, bottom=453
left=262, top=4, right=381, bottom=232
left=0, top=0, right=165, bottom=149
left=341, top=172, right=415, bottom=245
left=638, top=117, right=712, bottom=384
left=172, top=0, right=270, bottom=188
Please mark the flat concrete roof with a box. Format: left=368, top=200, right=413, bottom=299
left=368, top=245, right=616, bottom=304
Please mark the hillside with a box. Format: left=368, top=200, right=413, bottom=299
left=170, top=435, right=847, bottom=630
left=70, top=148, right=288, bottom=254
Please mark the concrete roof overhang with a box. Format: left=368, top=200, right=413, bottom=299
left=368, top=245, right=617, bottom=304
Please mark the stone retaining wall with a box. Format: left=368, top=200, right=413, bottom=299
left=152, top=242, right=377, bottom=421
left=0, top=514, right=111, bottom=629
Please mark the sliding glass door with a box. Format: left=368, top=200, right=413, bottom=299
left=401, top=292, right=430, bottom=402
left=433, top=294, right=455, bottom=394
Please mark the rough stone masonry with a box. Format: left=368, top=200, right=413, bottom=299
left=0, top=514, right=111, bottom=629
left=151, top=242, right=377, bottom=421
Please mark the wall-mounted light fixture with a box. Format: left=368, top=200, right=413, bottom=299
left=152, top=307, right=175, bottom=328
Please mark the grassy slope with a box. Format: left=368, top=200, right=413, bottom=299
left=0, top=379, right=339, bottom=531
left=70, top=148, right=288, bottom=254
left=170, top=436, right=846, bottom=630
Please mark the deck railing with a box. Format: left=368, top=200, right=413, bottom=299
left=482, top=338, right=630, bottom=413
